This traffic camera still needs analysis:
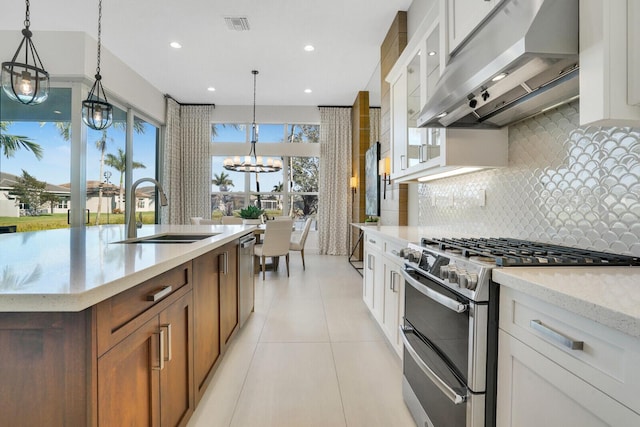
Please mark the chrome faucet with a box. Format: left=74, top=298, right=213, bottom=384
left=127, top=178, right=168, bottom=239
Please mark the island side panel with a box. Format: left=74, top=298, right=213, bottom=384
left=0, top=310, right=92, bottom=427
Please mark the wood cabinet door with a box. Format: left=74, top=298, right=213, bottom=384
left=193, top=251, right=220, bottom=403
left=97, top=316, right=160, bottom=427
left=219, top=242, right=238, bottom=347
left=160, top=291, right=194, bottom=427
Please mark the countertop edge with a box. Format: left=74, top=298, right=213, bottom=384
left=0, top=226, right=255, bottom=313
left=492, top=268, right=640, bottom=338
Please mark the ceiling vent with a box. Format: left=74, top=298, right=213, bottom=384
left=224, top=17, right=250, bottom=31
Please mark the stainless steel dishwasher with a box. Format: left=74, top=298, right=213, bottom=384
left=238, top=234, right=256, bottom=327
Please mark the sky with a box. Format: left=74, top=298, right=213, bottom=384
left=0, top=120, right=157, bottom=187
left=1, top=120, right=311, bottom=194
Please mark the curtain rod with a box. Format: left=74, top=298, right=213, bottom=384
left=165, top=94, right=215, bottom=108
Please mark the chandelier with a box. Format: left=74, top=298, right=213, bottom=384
left=223, top=70, right=282, bottom=173
left=1, top=0, right=49, bottom=105
left=82, top=0, right=113, bottom=130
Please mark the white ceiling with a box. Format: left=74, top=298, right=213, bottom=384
left=0, top=0, right=413, bottom=106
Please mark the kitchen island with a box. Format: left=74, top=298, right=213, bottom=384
left=0, top=224, right=256, bottom=427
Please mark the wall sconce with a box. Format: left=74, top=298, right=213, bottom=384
left=379, top=157, right=391, bottom=199
left=350, top=176, right=357, bottom=202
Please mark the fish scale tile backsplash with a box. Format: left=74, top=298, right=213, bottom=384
left=418, top=101, right=640, bottom=256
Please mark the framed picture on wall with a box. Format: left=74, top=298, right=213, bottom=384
left=365, top=141, right=380, bottom=217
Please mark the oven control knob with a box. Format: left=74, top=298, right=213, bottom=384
left=448, top=266, right=459, bottom=284
left=459, top=273, right=478, bottom=290
left=408, top=251, right=420, bottom=263
left=399, top=248, right=407, bottom=259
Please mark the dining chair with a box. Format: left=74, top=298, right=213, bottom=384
left=289, top=218, right=312, bottom=270
left=198, top=219, right=219, bottom=225
left=221, top=216, right=243, bottom=225
left=254, top=218, right=294, bottom=280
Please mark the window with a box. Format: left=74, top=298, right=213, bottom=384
left=137, top=198, right=146, bottom=209
left=211, top=122, right=319, bottom=229
left=0, top=87, right=72, bottom=229
left=133, top=116, right=159, bottom=224
left=56, top=200, right=69, bottom=209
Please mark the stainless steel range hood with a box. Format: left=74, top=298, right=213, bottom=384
left=418, top=0, right=579, bottom=129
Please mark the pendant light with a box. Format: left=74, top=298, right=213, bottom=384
left=223, top=70, right=282, bottom=173
left=82, top=0, right=113, bottom=130
left=1, top=0, right=49, bottom=105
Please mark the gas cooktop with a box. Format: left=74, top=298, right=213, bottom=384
left=420, top=237, right=640, bottom=267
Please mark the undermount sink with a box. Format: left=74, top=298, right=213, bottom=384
left=114, top=233, right=220, bottom=244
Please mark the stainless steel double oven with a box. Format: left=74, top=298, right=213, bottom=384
left=399, top=243, right=499, bottom=427
left=398, top=236, right=640, bottom=427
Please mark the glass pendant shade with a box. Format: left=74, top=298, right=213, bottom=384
left=223, top=70, right=282, bottom=173
left=82, top=75, right=113, bottom=130
left=1, top=19, right=49, bottom=105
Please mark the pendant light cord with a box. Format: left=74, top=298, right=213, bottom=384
left=96, top=0, right=102, bottom=75
left=24, top=0, right=31, bottom=29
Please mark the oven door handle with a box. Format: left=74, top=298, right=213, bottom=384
left=400, top=325, right=467, bottom=405
left=401, top=268, right=468, bottom=313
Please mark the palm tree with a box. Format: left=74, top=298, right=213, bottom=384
left=0, top=122, right=43, bottom=159
left=104, top=148, right=146, bottom=211
left=212, top=172, right=235, bottom=215
left=212, top=171, right=234, bottom=192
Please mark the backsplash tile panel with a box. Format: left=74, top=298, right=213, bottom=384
left=417, top=101, right=640, bottom=256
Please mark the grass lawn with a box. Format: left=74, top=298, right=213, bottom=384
left=0, top=212, right=157, bottom=232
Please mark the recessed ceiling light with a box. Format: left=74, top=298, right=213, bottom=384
left=304, top=89, right=312, bottom=93
left=427, top=51, right=437, bottom=56
left=207, top=87, right=216, bottom=92
left=170, top=42, right=182, bottom=49
left=304, top=45, right=315, bottom=52
left=436, top=112, right=448, bottom=118
left=53, top=110, right=62, bottom=114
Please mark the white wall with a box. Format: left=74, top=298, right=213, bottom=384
left=0, top=31, right=166, bottom=124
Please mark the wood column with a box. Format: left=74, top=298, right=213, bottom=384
left=379, top=11, right=408, bottom=225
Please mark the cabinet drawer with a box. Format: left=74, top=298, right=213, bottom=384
left=500, top=287, right=640, bottom=414
left=97, top=262, right=193, bottom=356
left=364, top=232, right=383, bottom=252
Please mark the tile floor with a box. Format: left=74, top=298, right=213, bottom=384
left=187, top=254, right=416, bottom=427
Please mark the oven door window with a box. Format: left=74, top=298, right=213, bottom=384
left=404, top=271, right=470, bottom=385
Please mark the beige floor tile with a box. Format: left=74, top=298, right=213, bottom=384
left=323, top=297, right=386, bottom=342
left=332, top=341, right=415, bottom=427
left=230, top=342, right=346, bottom=427
left=259, top=297, right=330, bottom=342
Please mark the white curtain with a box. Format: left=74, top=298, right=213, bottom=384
left=161, top=99, right=213, bottom=224
left=318, top=107, right=352, bottom=255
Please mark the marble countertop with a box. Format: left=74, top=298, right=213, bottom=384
left=0, top=224, right=256, bottom=312
left=493, top=267, right=640, bottom=338
left=354, top=225, right=640, bottom=338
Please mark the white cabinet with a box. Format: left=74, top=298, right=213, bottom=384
left=447, top=0, right=499, bottom=54
left=363, top=233, right=384, bottom=322
left=386, top=1, right=508, bottom=183
left=496, top=287, right=640, bottom=426
left=381, top=253, right=405, bottom=357
left=579, top=0, right=640, bottom=126
left=362, top=230, right=406, bottom=358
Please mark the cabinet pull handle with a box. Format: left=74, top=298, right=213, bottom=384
left=161, top=324, right=172, bottom=362
left=401, top=154, right=406, bottom=170
left=147, top=286, right=172, bottom=302
left=369, top=239, right=376, bottom=244
left=219, top=252, right=229, bottom=275
left=153, top=328, right=165, bottom=371
left=530, top=320, right=584, bottom=350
